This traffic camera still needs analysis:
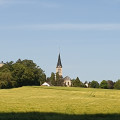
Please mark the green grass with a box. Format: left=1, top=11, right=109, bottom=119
left=0, top=86, right=120, bottom=120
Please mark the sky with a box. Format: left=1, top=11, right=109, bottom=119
left=0, top=0, right=120, bottom=82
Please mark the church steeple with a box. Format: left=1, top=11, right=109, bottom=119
left=56, top=53, right=62, bottom=68
left=56, top=53, right=62, bottom=76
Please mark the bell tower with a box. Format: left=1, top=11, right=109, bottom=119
left=56, top=53, right=62, bottom=76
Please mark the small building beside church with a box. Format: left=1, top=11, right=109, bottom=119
left=64, top=76, right=72, bottom=87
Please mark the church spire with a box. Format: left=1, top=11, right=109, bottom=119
left=56, top=53, right=62, bottom=76
left=56, top=53, right=62, bottom=68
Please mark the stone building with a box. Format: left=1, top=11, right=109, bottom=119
left=64, top=76, right=72, bottom=87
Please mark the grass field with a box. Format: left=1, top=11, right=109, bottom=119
left=0, top=86, right=120, bottom=120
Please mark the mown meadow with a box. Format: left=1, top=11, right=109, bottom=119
left=0, top=86, right=120, bottom=120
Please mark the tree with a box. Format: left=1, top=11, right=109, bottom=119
left=13, top=59, right=46, bottom=86
left=90, top=80, right=99, bottom=88
left=71, top=79, right=76, bottom=87
left=46, top=77, right=50, bottom=83
left=55, top=72, right=64, bottom=86
left=0, top=68, right=17, bottom=88
left=72, top=77, right=83, bottom=87
left=114, top=80, right=120, bottom=89
left=107, top=80, right=114, bottom=89
left=0, top=59, right=46, bottom=89
left=16, top=59, right=22, bottom=63
left=0, top=81, right=7, bottom=89
left=39, top=73, right=46, bottom=85
left=12, top=63, right=26, bottom=86
left=72, top=77, right=80, bottom=87
left=0, top=61, right=14, bottom=72
left=100, top=80, right=108, bottom=89
left=50, top=72, right=55, bottom=86
left=0, top=71, right=12, bottom=81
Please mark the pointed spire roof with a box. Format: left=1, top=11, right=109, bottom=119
left=56, top=53, right=62, bottom=68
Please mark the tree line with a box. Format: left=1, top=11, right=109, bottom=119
left=87, top=80, right=120, bottom=90
left=71, top=78, right=120, bottom=89
left=0, top=59, right=120, bottom=90
left=48, top=73, right=120, bottom=90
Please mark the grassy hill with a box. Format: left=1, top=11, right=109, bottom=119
left=0, top=86, right=120, bottom=120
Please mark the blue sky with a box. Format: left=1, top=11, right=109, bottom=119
left=0, top=0, right=120, bottom=82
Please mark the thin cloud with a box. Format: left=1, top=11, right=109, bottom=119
left=1, top=24, right=120, bottom=31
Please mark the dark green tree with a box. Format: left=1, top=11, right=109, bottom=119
left=90, top=80, right=99, bottom=88
left=55, top=72, right=64, bottom=86
left=12, top=63, right=26, bottom=86
left=100, top=80, right=108, bottom=89
left=0, top=61, right=14, bottom=72
left=0, top=68, right=17, bottom=88
left=0, top=59, right=46, bottom=88
left=39, top=73, right=46, bottom=85
left=75, top=77, right=80, bottom=87
left=107, top=80, right=114, bottom=89
left=114, top=80, right=120, bottom=89
left=50, top=72, right=55, bottom=86
left=72, top=77, right=83, bottom=87
left=71, top=79, right=75, bottom=87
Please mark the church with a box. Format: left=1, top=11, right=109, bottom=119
left=56, top=53, right=72, bottom=87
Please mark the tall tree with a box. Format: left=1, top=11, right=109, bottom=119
left=55, top=72, right=64, bottom=86
left=50, top=72, right=55, bottom=86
